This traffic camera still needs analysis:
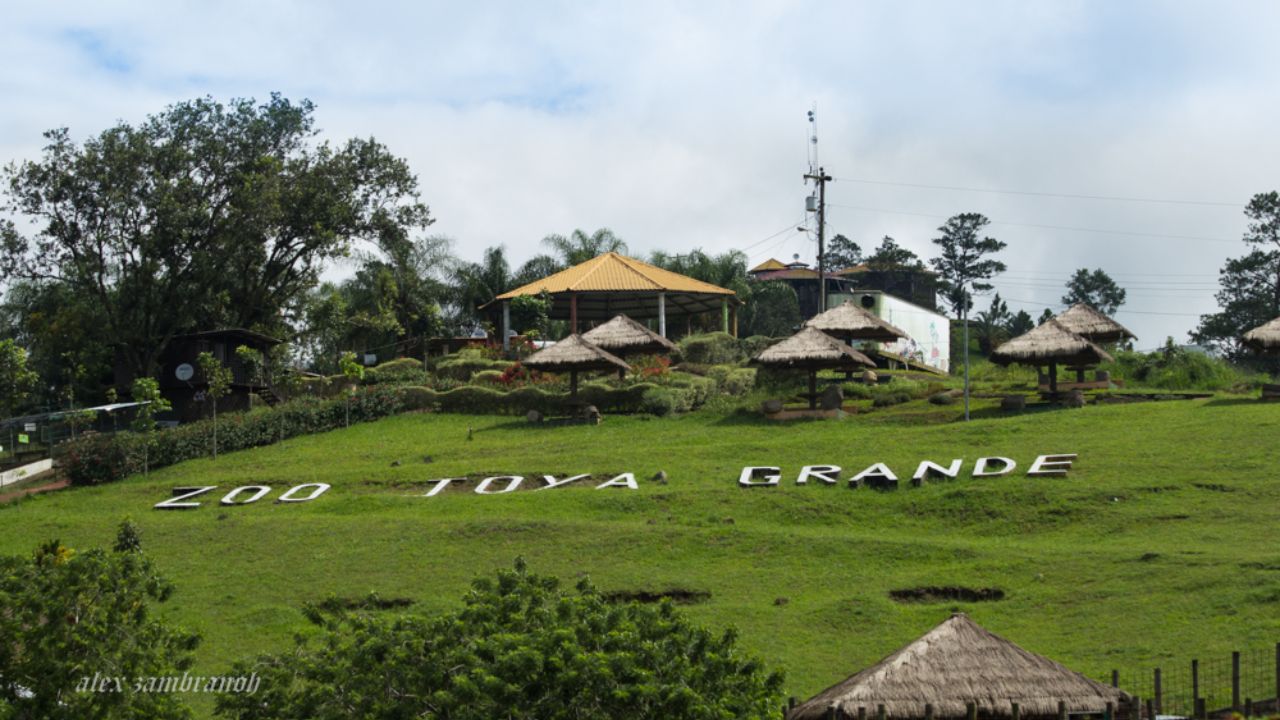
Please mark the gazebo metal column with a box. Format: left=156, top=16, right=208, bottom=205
left=658, top=292, right=666, bottom=337
left=502, top=301, right=510, bottom=351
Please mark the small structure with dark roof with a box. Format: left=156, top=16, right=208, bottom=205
left=752, top=327, right=875, bottom=409
left=990, top=320, right=1114, bottom=397
left=152, top=328, right=282, bottom=423
left=521, top=334, right=631, bottom=399
left=789, top=613, right=1132, bottom=720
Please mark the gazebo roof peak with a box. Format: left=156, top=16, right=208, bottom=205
left=493, top=251, right=736, bottom=300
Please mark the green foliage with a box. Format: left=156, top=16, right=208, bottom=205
left=129, top=378, right=171, bottom=433
left=819, top=233, right=862, bottom=270
left=214, top=560, right=782, bottom=720
left=233, top=346, right=264, bottom=386
left=640, top=387, right=679, bottom=416
left=973, top=293, right=1011, bottom=355
left=1062, top=268, right=1126, bottom=315
left=930, top=213, right=1007, bottom=318
left=0, top=523, right=199, bottom=719
left=543, top=228, right=627, bottom=266
left=0, top=338, right=38, bottom=417
left=361, top=357, right=426, bottom=385
left=63, top=386, right=412, bottom=485
left=196, top=353, right=233, bottom=406
left=741, top=282, right=800, bottom=338
left=0, top=95, right=432, bottom=380
left=471, top=369, right=504, bottom=385
left=1101, top=342, right=1260, bottom=391
left=1007, top=309, right=1036, bottom=337
left=1193, top=191, right=1280, bottom=362
left=508, top=294, right=551, bottom=336
left=436, top=350, right=511, bottom=381
left=738, top=335, right=777, bottom=359
left=678, top=332, right=744, bottom=365
left=928, top=391, right=957, bottom=405
left=339, top=352, right=365, bottom=384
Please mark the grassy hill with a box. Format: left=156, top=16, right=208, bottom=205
left=2, top=396, right=1278, bottom=717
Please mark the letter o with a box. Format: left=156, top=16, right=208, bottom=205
left=278, top=483, right=330, bottom=503
left=220, top=485, right=271, bottom=506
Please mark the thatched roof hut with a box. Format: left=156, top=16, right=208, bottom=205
left=1053, top=304, right=1135, bottom=345
left=582, top=314, right=677, bottom=357
left=1243, top=316, right=1280, bottom=353
left=789, top=614, right=1132, bottom=720
left=990, top=320, right=1114, bottom=394
left=753, top=327, right=875, bottom=409
left=521, top=334, right=630, bottom=397
left=805, top=300, right=910, bottom=343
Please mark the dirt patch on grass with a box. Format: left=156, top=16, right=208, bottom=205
left=602, top=588, right=711, bottom=605
left=889, top=586, right=1005, bottom=604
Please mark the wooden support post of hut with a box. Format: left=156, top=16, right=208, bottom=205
left=752, top=327, right=875, bottom=412
left=787, top=613, right=1132, bottom=720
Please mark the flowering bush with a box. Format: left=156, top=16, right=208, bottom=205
left=628, top=354, right=672, bottom=379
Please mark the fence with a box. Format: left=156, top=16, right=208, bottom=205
left=1106, top=644, right=1280, bottom=718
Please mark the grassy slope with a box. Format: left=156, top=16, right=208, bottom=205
left=1, top=397, right=1278, bottom=717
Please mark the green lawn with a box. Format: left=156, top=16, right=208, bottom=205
left=2, top=397, right=1278, bottom=717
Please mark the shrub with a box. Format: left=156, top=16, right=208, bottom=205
left=400, top=386, right=439, bottom=411
left=363, top=357, right=426, bottom=385
left=928, top=391, right=957, bottom=405
left=721, top=368, right=756, bottom=396
left=471, top=369, right=505, bottom=385
left=678, top=332, right=743, bottom=365
left=738, top=335, right=777, bottom=359
left=640, top=387, right=679, bottom=416
left=1102, top=345, right=1261, bottom=391
left=872, top=390, right=913, bottom=408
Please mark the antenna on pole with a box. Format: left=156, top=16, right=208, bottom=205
left=803, top=104, right=832, bottom=313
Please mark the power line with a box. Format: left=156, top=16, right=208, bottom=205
left=740, top=217, right=808, bottom=254
left=826, top=202, right=1240, bottom=244
left=832, top=177, right=1243, bottom=208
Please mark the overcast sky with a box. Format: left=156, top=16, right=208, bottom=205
left=4, top=1, right=1279, bottom=345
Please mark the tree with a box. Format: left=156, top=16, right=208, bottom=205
left=541, top=228, right=626, bottom=267
left=1039, top=308, right=1055, bottom=325
left=1, top=281, right=113, bottom=408
left=129, top=378, right=171, bottom=477
left=1006, top=309, right=1035, bottom=337
left=1193, top=192, right=1280, bottom=361
left=196, top=352, right=233, bottom=460
left=0, top=522, right=200, bottom=720
left=214, top=559, right=783, bottom=720
left=820, top=234, right=862, bottom=270
left=1062, top=268, right=1126, bottom=315
left=0, top=339, right=38, bottom=418
left=930, top=213, right=1007, bottom=420
left=0, top=94, right=433, bottom=383
left=452, top=246, right=513, bottom=330
left=973, top=293, right=1011, bottom=355
left=742, top=281, right=801, bottom=337
left=338, top=351, right=364, bottom=428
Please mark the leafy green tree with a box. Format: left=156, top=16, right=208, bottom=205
left=338, top=351, right=365, bottom=428
left=819, top=233, right=862, bottom=270
left=973, top=293, right=1011, bottom=355
left=930, top=213, right=1007, bottom=420
left=0, top=339, right=38, bottom=417
left=509, top=294, right=550, bottom=336
left=214, top=559, right=783, bottom=720
left=1193, top=192, right=1280, bottom=362
left=1006, top=309, right=1035, bottom=337
left=0, top=521, right=200, bottom=720
left=453, top=246, right=513, bottom=329
left=196, top=352, right=233, bottom=459
left=1039, top=308, right=1055, bottom=325
left=742, top=281, right=801, bottom=337
left=541, top=227, right=626, bottom=266
left=0, top=94, right=432, bottom=382
left=1, top=281, right=112, bottom=408
left=512, top=254, right=564, bottom=287
left=648, top=249, right=750, bottom=333
left=1062, top=268, right=1126, bottom=315
left=129, top=378, right=171, bottom=477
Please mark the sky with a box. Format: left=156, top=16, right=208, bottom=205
left=3, top=1, right=1279, bottom=346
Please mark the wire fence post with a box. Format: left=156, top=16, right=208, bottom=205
left=1232, top=650, right=1241, bottom=712
left=1112, top=670, right=1120, bottom=688
left=1154, top=667, right=1162, bottom=715
left=1191, top=658, right=1199, bottom=707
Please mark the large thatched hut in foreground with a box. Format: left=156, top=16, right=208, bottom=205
left=520, top=334, right=630, bottom=398
left=789, top=614, right=1132, bottom=720
left=1053, top=304, right=1135, bottom=346
left=990, top=320, right=1114, bottom=395
left=753, top=327, right=875, bottom=409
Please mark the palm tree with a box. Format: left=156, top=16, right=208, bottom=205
left=541, top=228, right=627, bottom=266
left=452, top=246, right=513, bottom=328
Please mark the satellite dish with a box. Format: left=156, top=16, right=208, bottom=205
left=175, top=363, right=194, bottom=382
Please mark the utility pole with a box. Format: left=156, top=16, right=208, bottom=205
left=804, top=166, right=832, bottom=312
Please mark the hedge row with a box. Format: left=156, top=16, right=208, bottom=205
left=62, top=385, right=412, bottom=486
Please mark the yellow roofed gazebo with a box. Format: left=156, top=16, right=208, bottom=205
left=482, top=252, right=739, bottom=348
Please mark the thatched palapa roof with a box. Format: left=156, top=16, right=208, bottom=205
left=1243, top=316, right=1280, bottom=352
left=521, top=334, right=630, bottom=373
left=1053, top=304, right=1135, bottom=344
left=581, top=314, right=676, bottom=356
left=753, top=327, right=876, bottom=369
left=789, top=614, right=1131, bottom=720
left=805, top=300, right=910, bottom=342
left=990, top=319, right=1114, bottom=367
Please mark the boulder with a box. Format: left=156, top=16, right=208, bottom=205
left=526, top=410, right=543, bottom=423
left=862, top=370, right=878, bottom=384
left=1001, top=394, right=1026, bottom=412
left=582, top=405, right=602, bottom=425
left=761, top=399, right=783, bottom=414
left=1066, top=389, right=1086, bottom=408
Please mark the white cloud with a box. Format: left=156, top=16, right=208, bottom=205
left=4, top=0, right=1280, bottom=343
